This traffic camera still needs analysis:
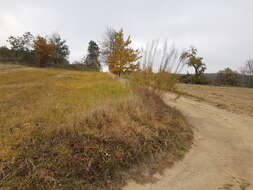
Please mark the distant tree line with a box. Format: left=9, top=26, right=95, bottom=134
left=179, top=63, right=253, bottom=88
left=178, top=48, right=253, bottom=88
left=0, top=32, right=102, bottom=71
left=0, top=29, right=141, bottom=74
left=213, top=63, right=253, bottom=88
left=1, top=29, right=253, bottom=87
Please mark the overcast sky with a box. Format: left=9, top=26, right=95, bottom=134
left=0, top=0, right=252, bottom=73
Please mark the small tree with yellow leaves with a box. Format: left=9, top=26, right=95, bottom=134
left=180, top=47, right=206, bottom=76
left=107, top=29, right=141, bottom=77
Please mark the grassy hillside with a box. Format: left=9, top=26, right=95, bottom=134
left=0, top=65, right=128, bottom=138
left=0, top=64, right=192, bottom=190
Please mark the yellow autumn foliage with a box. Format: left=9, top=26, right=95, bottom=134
left=107, top=29, right=141, bottom=76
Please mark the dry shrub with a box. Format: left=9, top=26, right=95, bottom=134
left=127, top=41, right=183, bottom=93
left=129, top=70, right=177, bottom=93
left=0, top=87, right=192, bottom=190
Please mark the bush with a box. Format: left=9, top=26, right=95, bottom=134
left=179, top=74, right=208, bottom=84
left=216, top=67, right=239, bottom=86
left=129, top=70, right=177, bottom=92
left=0, top=46, right=35, bottom=64
left=50, top=62, right=100, bottom=71
left=127, top=41, right=182, bottom=92
left=241, top=59, right=253, bottom=88
left=0, top=46, right=16, bottom=59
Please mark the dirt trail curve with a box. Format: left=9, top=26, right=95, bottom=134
left=124, top=93, right=253, bottom=190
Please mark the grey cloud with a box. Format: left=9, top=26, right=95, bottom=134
left=0, top=0, right=252, bottom=72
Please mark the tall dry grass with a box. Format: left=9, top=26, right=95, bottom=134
left=139, top=41, right=184, bottom=73
left=129, top=41, right=184, bottom=92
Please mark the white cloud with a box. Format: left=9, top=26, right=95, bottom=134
left=0, top=12, right=25, bottom=46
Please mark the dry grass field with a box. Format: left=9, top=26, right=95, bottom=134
left=0, top=64, right=192, bottom=190
left=177, top=83, right=253, bottom=116
left=0, top=64, right=129, bottom=139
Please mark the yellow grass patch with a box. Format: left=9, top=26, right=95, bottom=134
left=0, top=64, right=192, bottom=190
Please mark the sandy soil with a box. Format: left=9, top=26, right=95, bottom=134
left=123, top=93, right=253, bottom=190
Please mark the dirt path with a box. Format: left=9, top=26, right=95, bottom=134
left=124, top=93, right=253, bottom=190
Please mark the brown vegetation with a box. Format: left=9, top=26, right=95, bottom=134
left=216, top=67, right=239, bottom=86
left=33, top=36, right=57, bottom=67
left=177, top=83, right=253, bottom=116
left=0, top=64, right=192, bottom=190
left=241, top=59, right=253, bottom=87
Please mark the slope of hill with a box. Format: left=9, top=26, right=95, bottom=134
left=0, top=64, right=192, bottom=190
